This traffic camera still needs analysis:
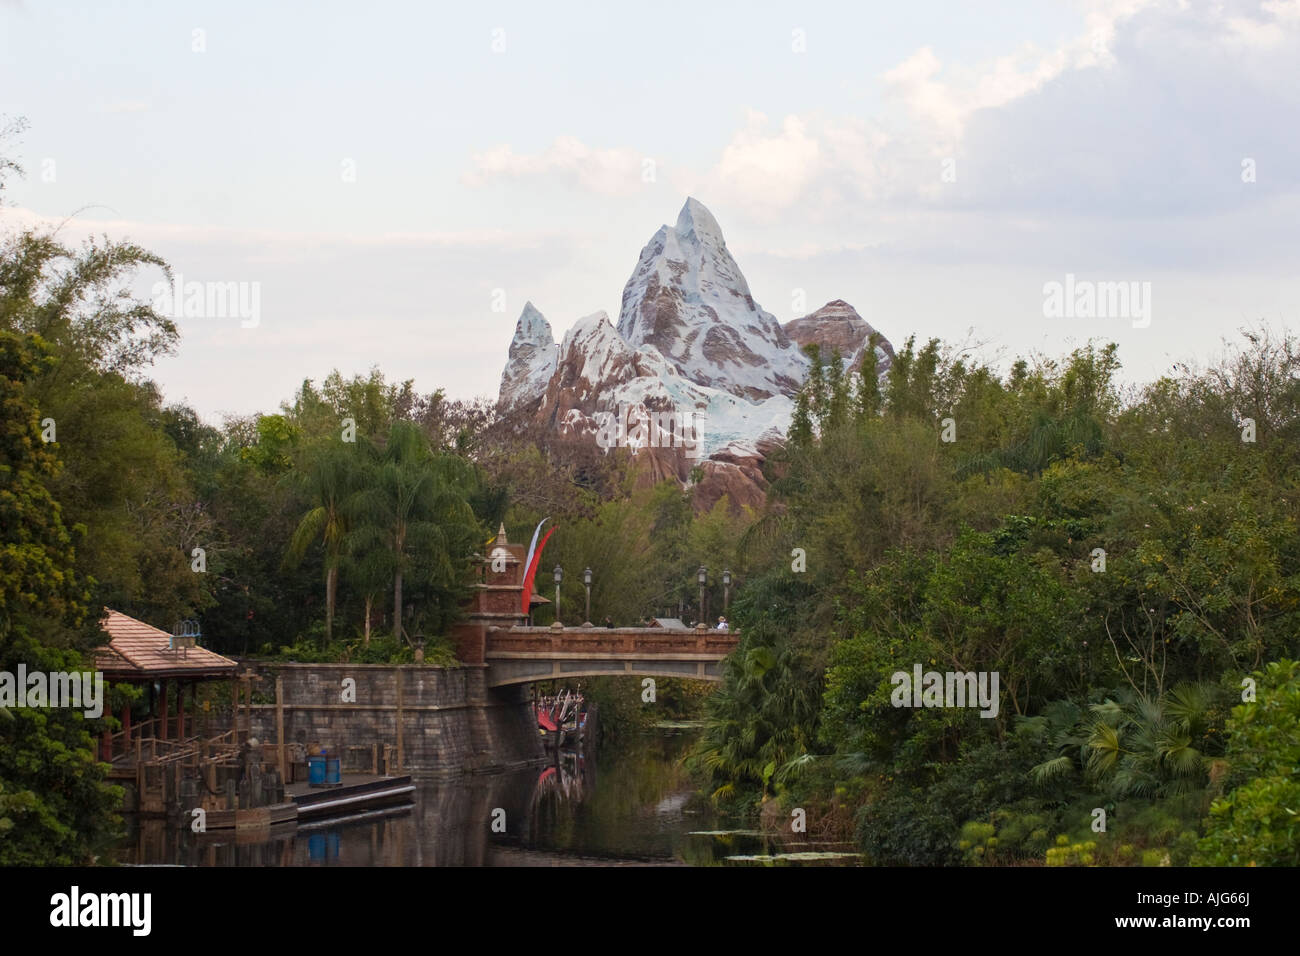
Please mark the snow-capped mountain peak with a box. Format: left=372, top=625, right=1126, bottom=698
left=675, top=196, right=728, bottom=250
left=512, top=301, right=553, bottom=348
left=616, top=198, right=806, bottom=402
left=499, top=301, right=559, bottom=408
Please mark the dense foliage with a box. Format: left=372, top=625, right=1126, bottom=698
left=692, top=332, right=1300, bottom=866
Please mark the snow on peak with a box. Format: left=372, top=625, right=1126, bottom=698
left=561, top=310, right=622, bottom=356
left=616, top=198, right=807, bottom=402
left=556, top=311, right=635, bottom=394
left=499, top=301, right=559, bottom=408
left=512, top=301, right=554, bottom=349
left=675, top=197, right=726, bottom=249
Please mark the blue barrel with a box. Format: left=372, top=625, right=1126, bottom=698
left=309, top=831, right=340, bottom=861
left=325, top=756, right=341, bottom=785
left=307, top=755, right=326, bottom=785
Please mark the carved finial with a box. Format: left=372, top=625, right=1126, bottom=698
left=496, top=522, right=508, bottom=545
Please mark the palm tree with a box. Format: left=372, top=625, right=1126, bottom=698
left=347, top=421, right=480, bottom=642
left=1084, top=683, right=1220, bottom=800
left=284, top=443, right=363, bottom=643
left=341, top=536, right=392, bottom=646
left=1030, top=683, right=1224, bottom=801
left=689, top=621, right=822, bottom=801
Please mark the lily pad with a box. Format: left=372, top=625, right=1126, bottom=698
left=724, top=851, right=862, bottom=862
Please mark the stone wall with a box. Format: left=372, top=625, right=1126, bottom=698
left=242, top=663, right=544, bottom=776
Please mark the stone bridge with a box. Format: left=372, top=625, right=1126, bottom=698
left=482, top=625, right=737, bottom=688
left=450, top=525, right=738, bottom=688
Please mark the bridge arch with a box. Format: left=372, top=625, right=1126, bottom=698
left=486, top=658, right=726, bottom=689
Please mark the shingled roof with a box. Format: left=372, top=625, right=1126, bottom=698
left=94, top=609, right=238, bottom=679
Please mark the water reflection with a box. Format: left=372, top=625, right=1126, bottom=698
left=114, top=728, right=861, bottom=866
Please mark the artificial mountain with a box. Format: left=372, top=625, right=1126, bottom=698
left=497, top=198, right=893, bottom=512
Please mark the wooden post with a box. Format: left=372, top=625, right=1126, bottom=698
left=177, top=680, right=186, bottom=740
left=395, top=669, right=405, bottom=773
left=230, top=678, right=238, bottom=743
left=160, top=681, right=170, bottom=740
left=275, top=676, right=286, bottom=785
left=122, top=699, right=131, bottom=749
left=372, top=741, right=378, bottom=775
left=235, top=669, right=256, bottom=742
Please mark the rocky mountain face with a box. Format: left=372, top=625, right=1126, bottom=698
left=496, top=199, right=893, bottom=512
left=783, top=299, right=895, bottom=375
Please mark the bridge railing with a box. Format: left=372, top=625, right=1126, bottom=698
left=486, top=626, right=739, bottom=656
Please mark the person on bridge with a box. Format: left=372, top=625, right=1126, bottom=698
left=716, top=617, right=729, bottom=632
left=603, top=616, right=615, bottom=628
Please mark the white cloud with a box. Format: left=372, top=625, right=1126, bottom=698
left=1220, top=0, right=1300, bottom=48
left=709, top=0, right=1299, bottom=227
left=881, top=41, right=1077, bottom=145
left=463, top=135, right=650, bottom=196
left=704, top=111, right=822, bottom=211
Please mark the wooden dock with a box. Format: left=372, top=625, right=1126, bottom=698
left=165, top=772, right=415, bottom=832
left=203, top=801, right=300, bottom=831
left=108, top=722, right=416, bottom=831
left=288, top=774, right=415, bottom=821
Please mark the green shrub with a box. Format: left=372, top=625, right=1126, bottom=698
left=1194, top=660, right=1300, bottom=866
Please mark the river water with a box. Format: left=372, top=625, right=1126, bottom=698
left=115, top=725, right=861, bottom=866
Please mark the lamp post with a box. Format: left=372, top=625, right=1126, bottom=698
left=553, top=565, right=563, bottom=629
left=723, top=568, right=732, bottom=614
left=697, top=566, right=708, bottom=630
left=583, top=567, right=593, bottom=627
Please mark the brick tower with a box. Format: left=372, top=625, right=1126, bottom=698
left=450, top=523, right=530, bottom=664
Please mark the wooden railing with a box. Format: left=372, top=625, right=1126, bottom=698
left=106, top=723, right=241, bottom=769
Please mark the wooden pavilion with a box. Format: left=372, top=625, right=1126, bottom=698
left=94, top=608, right=238, bottom=760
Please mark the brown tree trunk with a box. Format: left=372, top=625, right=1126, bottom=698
left=326, top=565, right=337, bottom=643
left=364, top=596, right=372, bottom=645
left=393, top=570, right=403, bottom=642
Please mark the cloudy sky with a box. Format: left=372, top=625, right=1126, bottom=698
left=2, top=0, right=1298, bottom=422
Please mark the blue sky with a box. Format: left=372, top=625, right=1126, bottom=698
left=3, top=0, right=1298, bottom=421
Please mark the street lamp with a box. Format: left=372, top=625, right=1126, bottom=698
left=583, top=567, right=593, bottom=627
left=553, top=565, right=563, bottom=629
left=697, top=566, right=708, bottom=630
left=723, top=568, right=732, bottom=614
